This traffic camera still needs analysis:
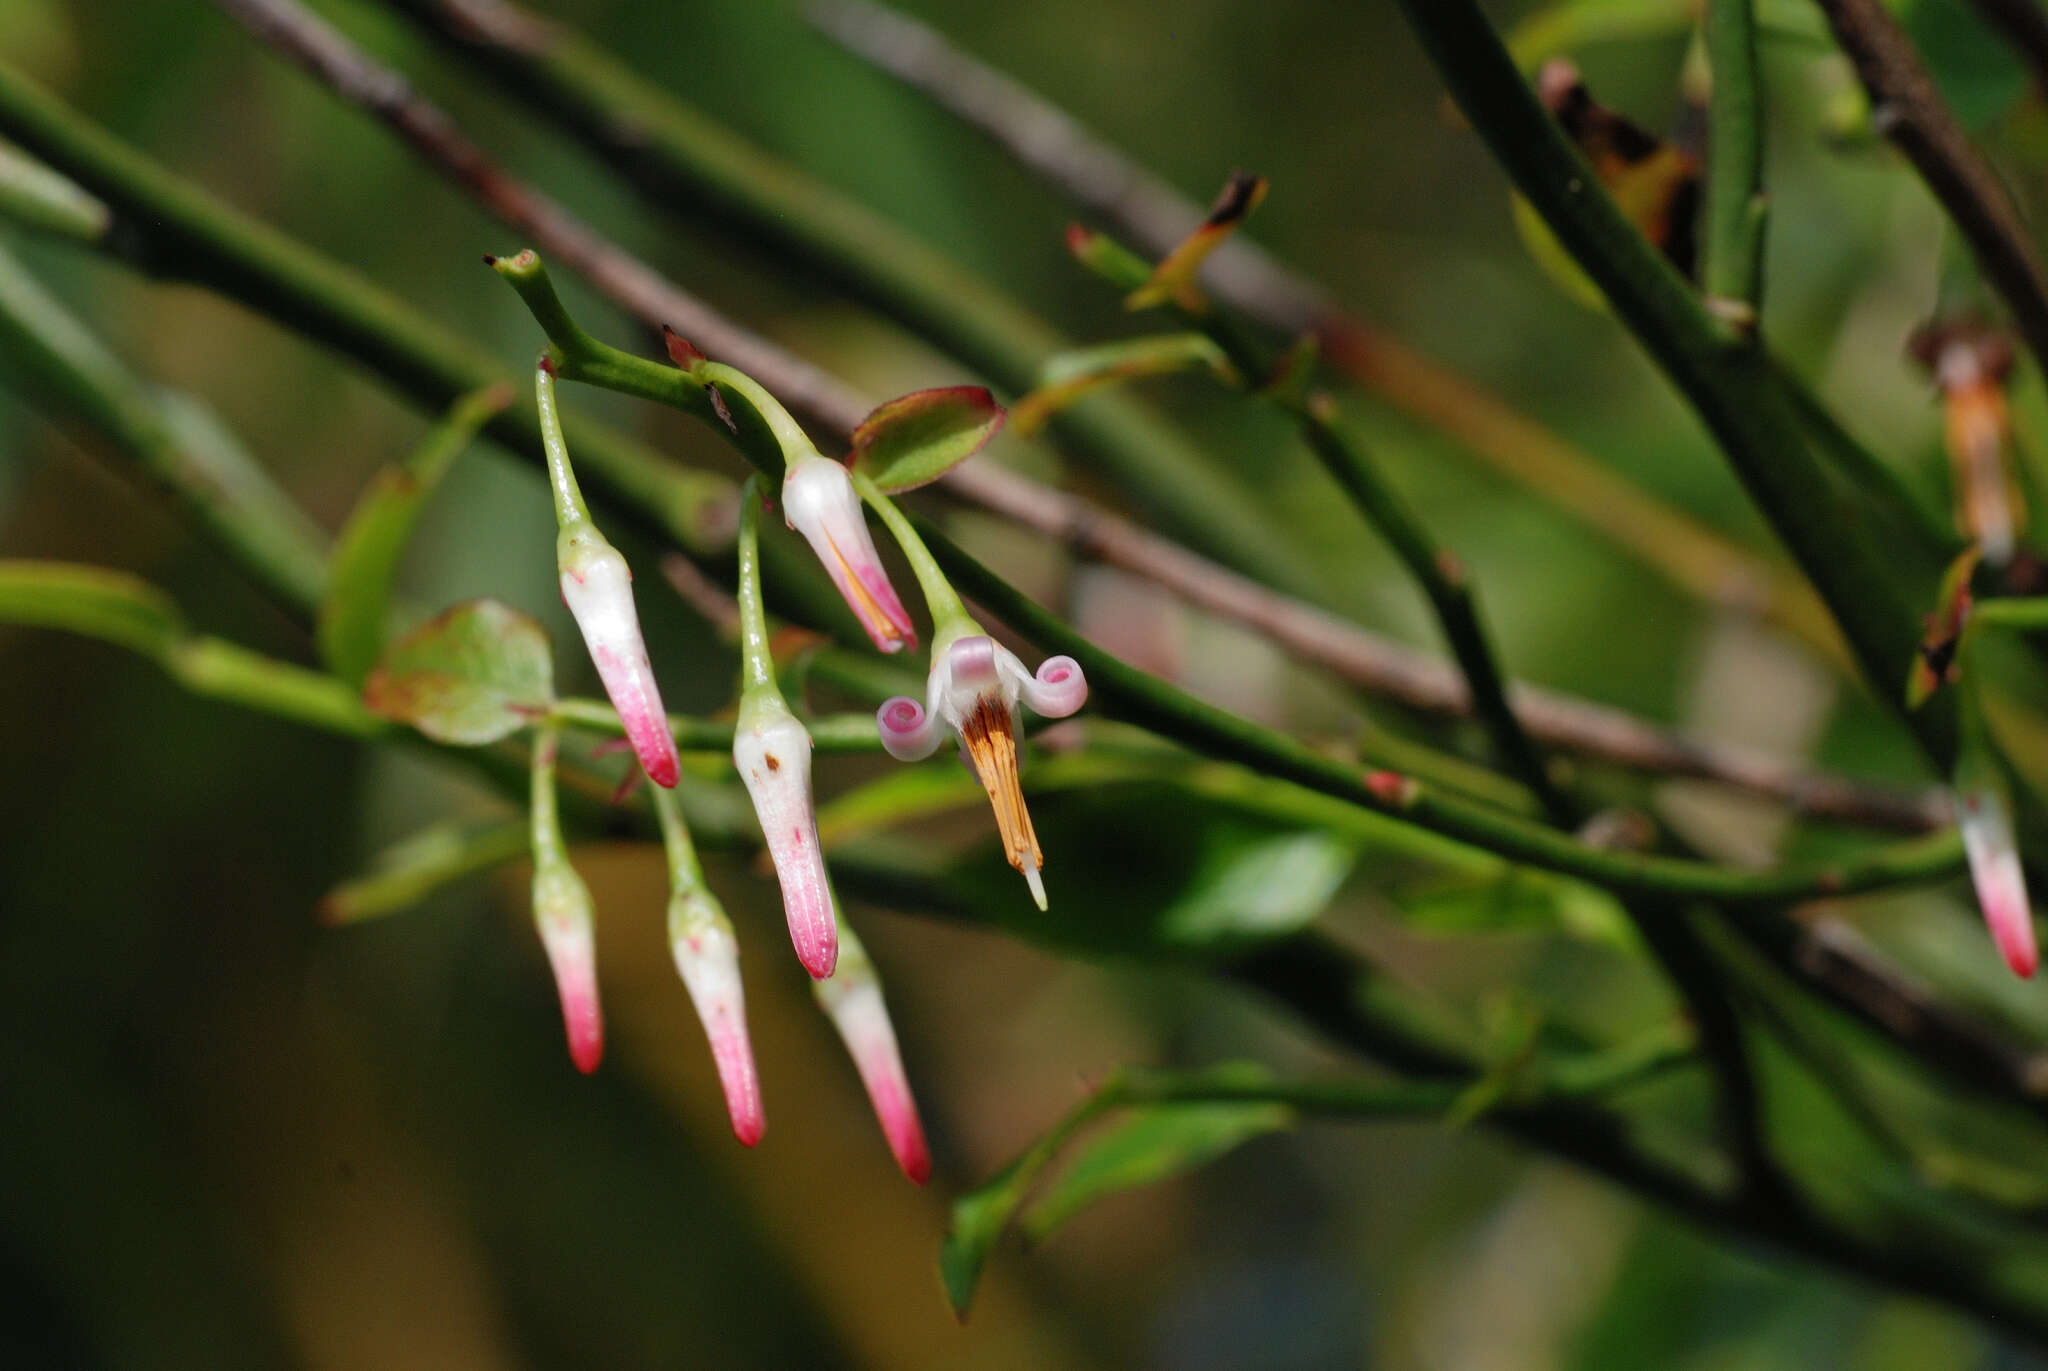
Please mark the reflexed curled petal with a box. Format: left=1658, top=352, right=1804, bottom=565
left=877, top=695, right=943, bottom=760
left=1019, top=654, right=1087, bottom=719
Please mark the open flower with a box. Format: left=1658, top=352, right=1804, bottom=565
left=782, top=453, right=918, bottom=653
left=558, top=526, right=680, bottom=788
left=669, top=890, right=764, bottom=1146
left=1957, top=777, right=2037, bottom=978
left=876, top=631, right=1087, bottom=909
left=734, top=690, right=839, bottom=979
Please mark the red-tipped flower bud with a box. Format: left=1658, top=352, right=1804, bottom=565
left=558, top=528, right=680, bottom=788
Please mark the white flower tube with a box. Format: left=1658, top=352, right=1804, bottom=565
left=783, top=453, right=918, bottom=652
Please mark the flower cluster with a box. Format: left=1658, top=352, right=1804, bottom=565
left=509, top=336, right=1087, bottom=1180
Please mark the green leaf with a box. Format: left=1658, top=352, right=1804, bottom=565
left=1018, top=1097, right=1292, bottom=1240
left=1011, top=334, right=1241, bottom=437
left=849, top=385, right=1005, bottom=493
left=925, top=778, right=1361, bottom=955
left=318, top=384, right=511, bottom=685
left=320, top=817, right=528, bottom=925
left=362, top=599, right=554, bottom=744
left=0, top=559, right=185, bottom=659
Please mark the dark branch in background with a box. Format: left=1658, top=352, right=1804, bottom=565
left=200, top=0, right=1948, bottom=831
left=1814, top=0, right=2048, bottom=374
left=1966, top=0, right=2048, bottom=96
left=801, top=0, right=1846, bottom=660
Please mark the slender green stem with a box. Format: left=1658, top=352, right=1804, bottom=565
left=1294, top=400, right=1572, bottom=823
left=850, top=470, right=973, bottom=634
left=549, top=696, right=881, bottom=752
left=529, top=719, right=569, bottom=867
left=1969, top=597, right=2048, bottom=630
left=1390, top=0, right=1955, bottom=768
left=0, top=137, right=107, bottom=240
left=0, top=239, right=330, bottom=614
left=377, top=0, right=1346, bottom=612
left=1703, top=0, right=1767, bottom=325
left=0, top=61, right=736, bottom=555
left=648, top=782, right=706, bottom=896
left=1773, top=357, right=1956, bottom=549
left=736, top=477, right=780, bottom=698
left=912, top=513, right=1965, bottom=903
left=532, top=362, right=592, bottom=526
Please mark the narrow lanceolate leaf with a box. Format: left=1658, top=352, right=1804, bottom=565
left=849, top=385, right=1006, bottom=493
left=1009, top=334, right=1241, bottom=438
left=363, top=598, right=555, bottom=744
left=0, top=559, right=186, bottom=659
left=1124, top=171, right=1268, bottom=311
left=318, top=384, right=512, bottom=685
left=318, top=818, right=529, bottom=925
left=1016, top=1098, right=1292, bottom=1240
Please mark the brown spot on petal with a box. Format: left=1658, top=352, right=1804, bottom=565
left=765, top=754, right=781, bottom=771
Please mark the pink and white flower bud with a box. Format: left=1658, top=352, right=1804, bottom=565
left=669, top=894, right=764, bottom=1146
left=734, top=692, right=839, bottom=978
left=816, top=962, right=931, bottom=1185
left=1957, top=781, right=2038, bottom=978
left=782, top=454, right=917, bottom=653
left=559, top=529, right=680, bottom=788
left=876, top=633, right=1089, bottom=908
left=533, top=861, right=604, bottom=1073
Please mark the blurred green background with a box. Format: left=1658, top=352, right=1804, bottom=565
left=5, top=0, right=2048, bottom=1366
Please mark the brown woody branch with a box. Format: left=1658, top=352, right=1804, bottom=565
left=210, top=0, right=1941, bottom=832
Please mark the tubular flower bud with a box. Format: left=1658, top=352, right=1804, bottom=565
left=1937, top=345, right=2024, bottom=566
left=876, top=631, right=1087, bottom=910
left=669, top=891, right=764, bottom=1146
left=533, top=860, right=604, bottom=1073
left=782, top=454, right=917, bottom=653
left=1956, top=780, right=2038, bottom=978
left=815, top=936, right=931, bottom=1185
left=734, top=690, right=838, bottom=979
left=558, top=526, right=680, bottom=787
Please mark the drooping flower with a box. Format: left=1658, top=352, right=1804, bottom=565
left=558, top=526, right=680, bottom=788
left=815, top=924, right=931, bottom=1184
left=734, top=689, right=839, bottom=979
left=669, top=888, right=764, bottom=1145
left=1955, top=768, right=2037, bottom=979
left=1911, top=321, right=2026, bottom=566
left=533, top=850, right=604, bottom=1074
left=530, top=720, right=605, bottom=1072
left=877, top=628, right=1087, bottom=909
left=782, top=453, right=917, bottom=653
left=535, top=361, right=679, bottom=787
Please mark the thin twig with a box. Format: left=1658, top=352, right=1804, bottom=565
left=802, top=0, right=1842, bottom=659
left=1814, top=0, right=2048, bottom=375
left=206, top=0, right=1944, bottom=832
